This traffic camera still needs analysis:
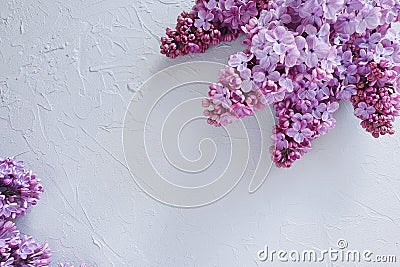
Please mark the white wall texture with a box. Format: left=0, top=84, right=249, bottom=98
left=0, top=1, right=400, bottom=266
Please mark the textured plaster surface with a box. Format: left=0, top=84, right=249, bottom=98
left=0, top=1, right=400, bottom=266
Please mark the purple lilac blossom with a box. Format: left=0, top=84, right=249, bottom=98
left=0, top=158, right=90, bottom=266
left=160, top=0, right=400, bottom=167
left=0, top=158, right=43, bottom=220
left=0, top=221, right=51, bottom=267
left=194, top=10, right=215, bottom=30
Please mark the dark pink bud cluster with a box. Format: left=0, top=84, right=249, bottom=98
left=160, top=0, right=261, bottom=58
left=351, top=62, right=400, bottom=138
left=160, top=12, right=226, bottom=58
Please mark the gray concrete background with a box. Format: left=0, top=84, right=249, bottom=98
left=1, top=1, right=400, bottom=266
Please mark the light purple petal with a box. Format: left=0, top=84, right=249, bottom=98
left=327, top=102, right=340, bottom=113
left=241, top=80, right=253, bottom=92
left=286, top=128, right=298, bottom=138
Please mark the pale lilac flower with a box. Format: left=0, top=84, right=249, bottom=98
left=312, top=102, right=339, bottom=120
left=299, top=2, right=323, bottom=26
left=298, top=82, right=317, bottom=100
left=292, top=113, right=314, bottom=124
left=355, top=102, right=376, bottom=119
left=265, top=26, right=295, bottom=56
left=232, top=103, right=254, bottom=117
left=0, top=196, right=18, bottom=219
left=240, top=67, right=265, bottom=92
left=207, top=0, right=225, bottom=10
left=295, top=36, right=307, bottom=62
left=315, top=82, right=331, bottom=100
left=18, top=237, right=41, bottom=260
left=262, top=81, right=286, bottom=104
left=285, top=0, right=303, bottom=8
left=264, top=67, right=281, bottom=82
left=224, top=5, right=241, bottom=29
left=374, top=43, right=394, bottom=63
left=224, top=0, right=235, bottom=10
left=195, top=10, right=215, bottom=31
left=265, top=88, right=286, bottom=104
left=286, top=121, right=313, bottom=143
left=343, top=0, right=363, bottom=12
left=358, top=48, right=374, bottom=63
left=381, top=8, right=397, bottom=24
left=257, top=10, right=273, bottom=27
left=296, top=99, right=311, bottom=113
left=212, top=84, right=232, bottom=108
left=333, top=33, right=351, bottom=45
left=355, top=32, right=381, bottom=50
left=323, top=0, right=344, bottom=20
left=340, top=64, right=358, bottom=85
left=392, top=46, right=400, bottom=63
left=239, top=1, right=258, bottom=23
left=279, top=75, right=294, bottom=93
left=283, top=46, right=301, bottom=67
left=337, top=50, right=353, bottom=74
left=376, top=0, right=396, bottom=9
left=271, top=7, right=292, bottom=26
left=335, top=13, right=356, bottom=34
left=356, top=49, right=374, bottom=75
left=385, top=28, right=400, bottom=43
left=337, top=85, right=357, bottom=100
left=304, top=36, right=330, bottom=68
left=317, top=118, right=336, bottom=135
left=228, top=52, right=253, bottom=71
left=0, top=219, right=17, bottom=238
left=355, top=7, right=381, bottom=34
left=273, top=133, right=289, bottom=149
left=254, top=46, right=279, bottom=69
left=251, top=28, right=268, bottom=51
left=321, top=47, right=340, bottom=73
left=315, top=23, right=331, bottom=44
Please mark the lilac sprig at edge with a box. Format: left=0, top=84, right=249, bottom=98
left=0, top=157, right=90, bottom=266
left=0, top=220, right=51, bottom=266
left=161, top=0, right=400, bottom=168
left=0, top=157, right=43, bottom=220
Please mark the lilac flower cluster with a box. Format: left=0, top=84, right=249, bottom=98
left=0, top=157, right=90, bottom=266
left=162, top=0, right=400, bottom=167
left=0, top=220, right=51, bottom=266
left=0, top=158, right=43, bottom=220
left=348, top=31, right=400, bottom=138
left=204, top=13, right=342, bottom=166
